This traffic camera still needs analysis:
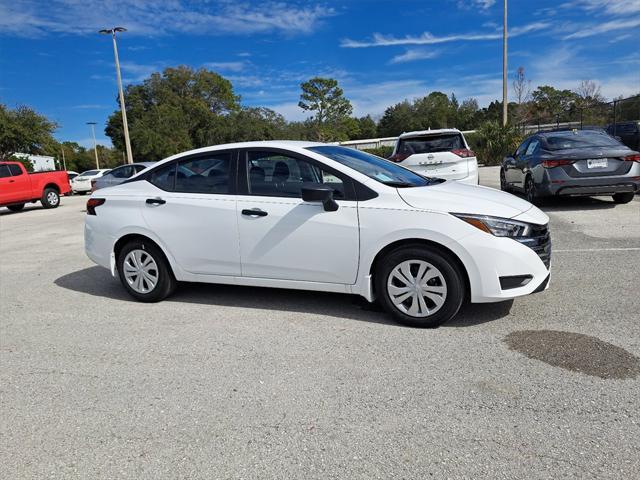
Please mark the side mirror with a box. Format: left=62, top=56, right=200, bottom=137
left=301, top=185, right=339, bottom=212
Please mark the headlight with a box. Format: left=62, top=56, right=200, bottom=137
left=451, top=213, right=532, bottom=237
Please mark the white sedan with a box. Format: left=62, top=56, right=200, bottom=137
left=84, top=141, right=550, bottom=327
left=71, top=169, right=110, bottom=194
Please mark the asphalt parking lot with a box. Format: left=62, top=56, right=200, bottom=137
left=1, top=166, right=639, bottom=479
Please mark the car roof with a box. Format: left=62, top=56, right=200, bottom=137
left=398, top=129, right=462, bottom=138
left=158, top=140, right=326, bottom=163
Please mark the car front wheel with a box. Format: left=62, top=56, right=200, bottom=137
left=500, top=169, right=510, bottom=192
left=375, top=246, right=465, bottom=328
left=117, top=240, right=177, bottom=302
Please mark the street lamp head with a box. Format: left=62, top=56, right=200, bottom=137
left=86, top=121, right=97, bottom=125
left=99, top=27, right=127, bottom=34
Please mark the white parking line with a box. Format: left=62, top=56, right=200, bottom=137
left=554, top=247, right=640, bottom=253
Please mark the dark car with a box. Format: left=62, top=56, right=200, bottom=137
left=606, top=121, right=640, bottom=151
left=92, top=162, right=154, bottom=192
left=500, top=129, right=640, bottom=204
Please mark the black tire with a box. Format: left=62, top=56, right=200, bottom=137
left=524, top=175, right=544, bottom=206
left=612, top=192, right=634, bottom=204
left=7, top=203, right=25, bottom=212
left=500, top=169, right=510, bottom=192
left=41, top=188, right=60, bottom=209
left=117, top=240, right=177, bottom=302
left=375, top=246, right=465, bottom=328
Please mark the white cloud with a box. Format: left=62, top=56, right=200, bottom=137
left=119, top=61, right=163, bottom=82
left=564, top=17, right=640, bottom=39
left=341, top=22, right=550, bottom=48
left=568, top=0, right=640, bottom=15
left=389, top=48, right=439, bottom=64
left=0, top=1, right=336, bottom=38
left=458, top=0, right=496, bottom=11
left=203, top=61, right=247, bottom=72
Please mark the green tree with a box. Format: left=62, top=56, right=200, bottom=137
left=0, top=104, right=58, bottom=159
left=351, top=115, right=378, bottom=139
left=224, top=107, right=287, bottom=142
left=456, top=98, right=480, bottom=130
left=377, top=100, right=417, bottom=137
left=298, top=77, right=353, bottom=141
left=106, top=66, right=240, bottom=161
left=414, top=91, right=451, bottom=129
left=475, top=121, right=523, bottom=166
left=531, top=85, right=579, bottom=122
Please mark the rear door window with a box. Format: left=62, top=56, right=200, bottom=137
left=8, top=164, right=23, bottom=176
left=397, top=134, right=464, bottom=155
left=174, top=154, right=232, bottom=194
left=111, top=166, right=133, bottom=178
left=0, top=165, right=11, bottom=178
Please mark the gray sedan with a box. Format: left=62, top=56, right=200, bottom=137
left=92, top=162, right=155, bottom=191
left=501, top=129, right=640, bottom=205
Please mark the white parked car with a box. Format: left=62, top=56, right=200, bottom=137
left=71, top=169, right=110, bottom=194
left=85, top=141, right=550, bottom=328
left=389, top=129, right=478, bottom=184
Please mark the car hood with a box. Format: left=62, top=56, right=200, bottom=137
left=397, top=180, right=548, bottom=223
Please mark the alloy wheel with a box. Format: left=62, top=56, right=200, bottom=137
left=386, top=259, right=448, bottom=317
left=47, top=191, right=59, bottom=206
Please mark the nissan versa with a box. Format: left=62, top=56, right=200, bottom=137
left=84, top=142, right=551, bottom=328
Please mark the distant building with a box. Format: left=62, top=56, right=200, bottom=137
left=14, top=153, right=57, bottom=172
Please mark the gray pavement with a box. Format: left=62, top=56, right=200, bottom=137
left=1, top=169, right=639, bottom=479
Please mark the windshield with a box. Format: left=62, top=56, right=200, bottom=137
left=543, top=131, right=624, bottom=150
left=307, top=146, right=431, bottom=187
left=397, top=133, right=464, bottom=154
left=79, top=170, right=99, bottom=177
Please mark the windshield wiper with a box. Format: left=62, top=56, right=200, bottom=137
left=382, top=181, right=417, bottom=188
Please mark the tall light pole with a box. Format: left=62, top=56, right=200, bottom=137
left=99, top=27, right=133, bottom=164
left=502, top=0, right=508, bottom=126
left=87, top=122, right=100, bottom=169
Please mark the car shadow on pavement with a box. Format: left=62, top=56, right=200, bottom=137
left=55, top=266, right=513, bottom=328
left=539, top=196, right=620, bottom=212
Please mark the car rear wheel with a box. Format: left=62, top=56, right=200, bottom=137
left=375, top=246, right=465, bottom=328
left=525, top=176, right=543, bottom=206
left=41, top=188, right=60, bottom=209
left=612, top=192, right=634, bottom=204
left=117, top=240, right=177, bottom=302
left=7, top=203, right=25, bottom=212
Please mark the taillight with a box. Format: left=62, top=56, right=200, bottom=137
left=542, top=159, right=574, bottom=168
left=451, top=148, right=475, bottom=158
left=624, top=154, right=640, bottom=162
left=86, top=198, right=105, bottom=215
left=389, top=153, right=412, bottom=163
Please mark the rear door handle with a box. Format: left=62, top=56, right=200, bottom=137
left=146, top=197, right=166, bottom=205
left=242, top=208, right=268, bottom=217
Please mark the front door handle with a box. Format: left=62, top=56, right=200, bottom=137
left=242, top=208, right=268, bottom=217
left=146, top=197, right=166, bottom=205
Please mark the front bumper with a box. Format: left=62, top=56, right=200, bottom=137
left=454, top=227, right=551, bottom=303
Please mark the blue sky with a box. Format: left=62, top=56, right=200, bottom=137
left=1, top=0, right=639, bottom=147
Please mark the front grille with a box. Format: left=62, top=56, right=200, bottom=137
left=516, top=223, right=551, bottom=269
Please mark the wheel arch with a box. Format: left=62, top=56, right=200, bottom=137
left=368, top=238, right=471, bottom=301
left=113, top=233, right=177, bottom=278
left=43, top=183, right=60, bottom=193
